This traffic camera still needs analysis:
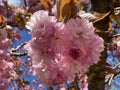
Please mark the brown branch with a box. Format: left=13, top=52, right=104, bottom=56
left=23, top=0, right=27, bottom=7
left=48, top=86, right=53, bottom=90
left=10, top=52, right=28, bottom=57
left=10, top=43, right=27, bottom=56
left=11, top=43, right=26, bottom=52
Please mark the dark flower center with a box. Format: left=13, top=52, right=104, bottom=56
left=69, top=47, right=81, bottom=60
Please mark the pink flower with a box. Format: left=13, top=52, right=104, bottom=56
left=60, top=88, right=66, bottom=90
left=67, top=18, right=104, bottom=64
left=51, top=4, right=57, bottom=17
left=79, top=74, right=88, bottom=90
left=0, top=56, right=14, bottom=90
left=116, top=41, right=120, bottom=57
left=25, top=10, right=58, bottom=65
left=26, top=10, right=57, bottom=38
left=81, top=0, right=90, bottom=3
left=33, top=62, right=67, bottom=86
left=0, top=39, right=11, bottom=50
left=116, top=41, right=120, bottom=47
left=0, top=50, right=12, bottom=61
left=0, top=29, right=11, bottom=50
left=56, top=18, right=104, bottom=80
left=0, top=29, right=8, bottom=41
left=38, top=84, right=43, bottom=90
left=25, top=10, right=104, bottom=85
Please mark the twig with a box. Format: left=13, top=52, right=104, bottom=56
left=48, top=86, right=53, bottom=90
left=108, top=63, right=120, bottom=85
left=11, top=43, right=26, bottom=52
left=113, top=63, right=120, bottom=69
left=10, top=52, right=27, bottom=57
left=10, top=42, right=27, bottom=56
left=108, top=74, right=114, bottom=85
left=0, top=5, right=30, bottom=17
left=113, top=34, right=120, bottom=37
left=23, top=0, right=27, bottom=7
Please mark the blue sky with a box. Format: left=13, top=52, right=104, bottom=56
left=7, top=0, right=24, bottom=6
left=0, top=0, right=24, bottom=6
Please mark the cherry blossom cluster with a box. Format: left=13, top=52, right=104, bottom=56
left=0, top=29, right=11, bottom=50
left=0, top=55, right=13, bottom=90
left=25, top=9, right=104, bottom=86
left=0, top=28, right=14, bottom=89
left=111, top=37, right=120, bottom=57
left=0, top=23, right=23, bottom=89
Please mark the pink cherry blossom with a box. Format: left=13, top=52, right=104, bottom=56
left=0, top=28, right=14, bottom=89
left=56, top=18, right=104, bottom=80
left=0, top=29, right=11, bottom=50
left=81, top=0, right=90, bottom=3
left=26, top=10, right=57, bottom=38
left=0, top=38, right=11, bottom=50
left=79, top=74, right=88, bottom=90
left=51, top=4, right=57, bottom=16
left=0, top=53, right=14, bottom=90
left=0, top=50, right=12, bottom=61
left=116, top=41, right=120, bottom=57
left=25, top=10, right=104, bottom=86
left=33, top=62, right=67, bottom=86
left=0, top=29, right=8, bottom=40
left=60, top=87, right=66, bottom=90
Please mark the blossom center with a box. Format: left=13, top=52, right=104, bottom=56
left=69, top=47, right=82, bottom=60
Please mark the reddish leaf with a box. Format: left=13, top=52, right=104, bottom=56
left=39, top=0, right=51, bottom=10
left=57, top=0, right=82, bottom=22
left=0, top=15, right=5, bottom=24
left=93, top=11, right=111, bottom=23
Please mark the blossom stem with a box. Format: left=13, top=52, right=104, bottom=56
left=48, top=86, right=53, bottom=90
left=23, top=0, right=27, bottom=7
